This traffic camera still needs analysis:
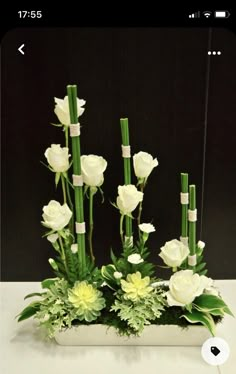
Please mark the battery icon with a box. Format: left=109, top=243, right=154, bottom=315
left=214, top=10, right=230, bottom=18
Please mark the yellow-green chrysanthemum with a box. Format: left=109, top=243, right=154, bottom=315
left=68, top=281, right=105, bottom=322
left=121, top=271, right=153, bottom=302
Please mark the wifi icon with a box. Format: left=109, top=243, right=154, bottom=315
left=203, top=11, right=212, bottom=18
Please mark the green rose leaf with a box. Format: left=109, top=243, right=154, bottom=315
left=181, top=310, right=216, bottom=336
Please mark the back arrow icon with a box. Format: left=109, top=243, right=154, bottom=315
left=18, top=44, right=25, bottom=55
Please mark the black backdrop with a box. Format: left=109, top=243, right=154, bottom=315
left=1, top=27, right=236, bottom=280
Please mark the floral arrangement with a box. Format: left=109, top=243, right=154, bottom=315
left=18, top=84, right=233, bottom=339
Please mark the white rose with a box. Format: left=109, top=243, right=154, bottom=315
left=81, top=155, right=107, bottom=187
left=201, top=276, right=219, bottom=296
left=166, top=270, right=211, bottom=306
left=71, top=244, right=78, bottom=254
left=54, top=96, right=86, bottom=126
left=139, top=223, right=156, bottom=234
left=117, top=185, right=143, bottom=215
left=114, top=271, right=123, bottom=279
left=133, top=151, right=158, bottom=179
left=159, top=239, right=189, bottom=267
left=47, top=233, right=59, bottom=243
left=127, top=254, right=144, bottom=264
left=45, top=144, right=70, bottom=173
left=197, top=240, right=205, bottom=250
left=42, top=200, right=72, bottom=231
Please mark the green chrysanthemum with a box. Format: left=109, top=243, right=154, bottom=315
left=121, top=271, right=153, bottom=302
left=68, top=281, right=105, bottom=322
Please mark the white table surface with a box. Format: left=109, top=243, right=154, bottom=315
left=0, top=280, right=235, bottom=374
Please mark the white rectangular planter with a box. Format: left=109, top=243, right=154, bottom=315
left=54, top=324, right=211, bottom=346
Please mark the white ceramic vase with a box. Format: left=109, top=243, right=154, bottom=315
left=54, top=324, right=211, bottom=346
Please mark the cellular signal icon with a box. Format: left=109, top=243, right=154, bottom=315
left=189, top=11, right=200, bottom=18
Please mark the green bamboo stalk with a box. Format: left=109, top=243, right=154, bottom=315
left=189, top=185, right=196, bottom=256
left=67, top=85, right=86, bottom=277
left=181, top=173, right=188, bottom=238
left=120, top=118, right=132, bottom=242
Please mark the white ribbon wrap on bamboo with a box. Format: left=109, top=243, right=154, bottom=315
left=188, top=254, right=197, bottom=266
left=188, top=209, right=197, bottom=222
left=75, top=222, right=86, bottom=234
left=72, top=174, right=83, bottom=186
left=180, top=192, right=189, bottom=204
left=69, top=123, right=80, bottom=137
left=121, top=145, right=131, bottom=158
left=125, top=235, right=133, bottom=247
left=180, top=236, right=188, bottom=246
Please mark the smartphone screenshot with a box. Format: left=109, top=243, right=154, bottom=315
left=1, top=7, right=236, bottom=374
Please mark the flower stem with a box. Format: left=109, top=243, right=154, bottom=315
left=88, top=187, right=95, bottom=263
left=137, top=183, right=145, bottom=227
left=65, top=126, right=69, bottom=148
left=61, top=174, right=67, bottom=204
left=58, top=235, right=69, bottom=278
left=120, top=214, right=124, bottom=245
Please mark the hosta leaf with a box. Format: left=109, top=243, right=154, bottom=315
left=194, top=294, right=232, bottom=314
left=181, top=310, right=216, bottom=336
left=223, top=306, right=234, bottom=317
left=17, top=302, right=41, bottom=322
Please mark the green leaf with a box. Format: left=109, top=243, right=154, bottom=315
left=185, top=304, right=192, bottom=313
left=42, top=229, right=55, bottom=238
left=50, top=122, right=63, bottom=127
left=209, top=308, right=225, bottom=317
left=98, top=187, right=104, bottom=203
left=101, top=265, right=117, bottom=290
left=17, top=302, right=41, bottom=322
left=110, top=248, right=117, bottom=265
left=195, top=262, right=206, bottom=272
left=200, top=269, right=208, bottom=275
left=223, top=306, right=235, bottom=318
left=24, top=292, right=45, bottom=300
left=55, top=172, right=61, bottom=187
left=41, top=278, right=58, bottom=289
left=194, top=294, right=233, bottom=316
left=181, top=310, right=216, bottom=336
left=197, top=255, right=203, bottom=263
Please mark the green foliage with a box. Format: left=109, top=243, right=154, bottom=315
left=108, top=240, right=155, bottom=280
left=181, top=310, right=216, bottom=336
left=17, top=301, right=41, bottom=322
left=181, top=293, right=234, bottom=336
left=101, top=264, right=118, bottom=290
left=193, top=294, right=234, bottom=317
left=111, top=289, right=165, bottom=335
left=194, top=244, right=208, bottom=275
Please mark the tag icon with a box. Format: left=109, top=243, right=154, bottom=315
left=211, top=346, right=220, bottom=356
left=201, top=337, right=230, bottom=366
